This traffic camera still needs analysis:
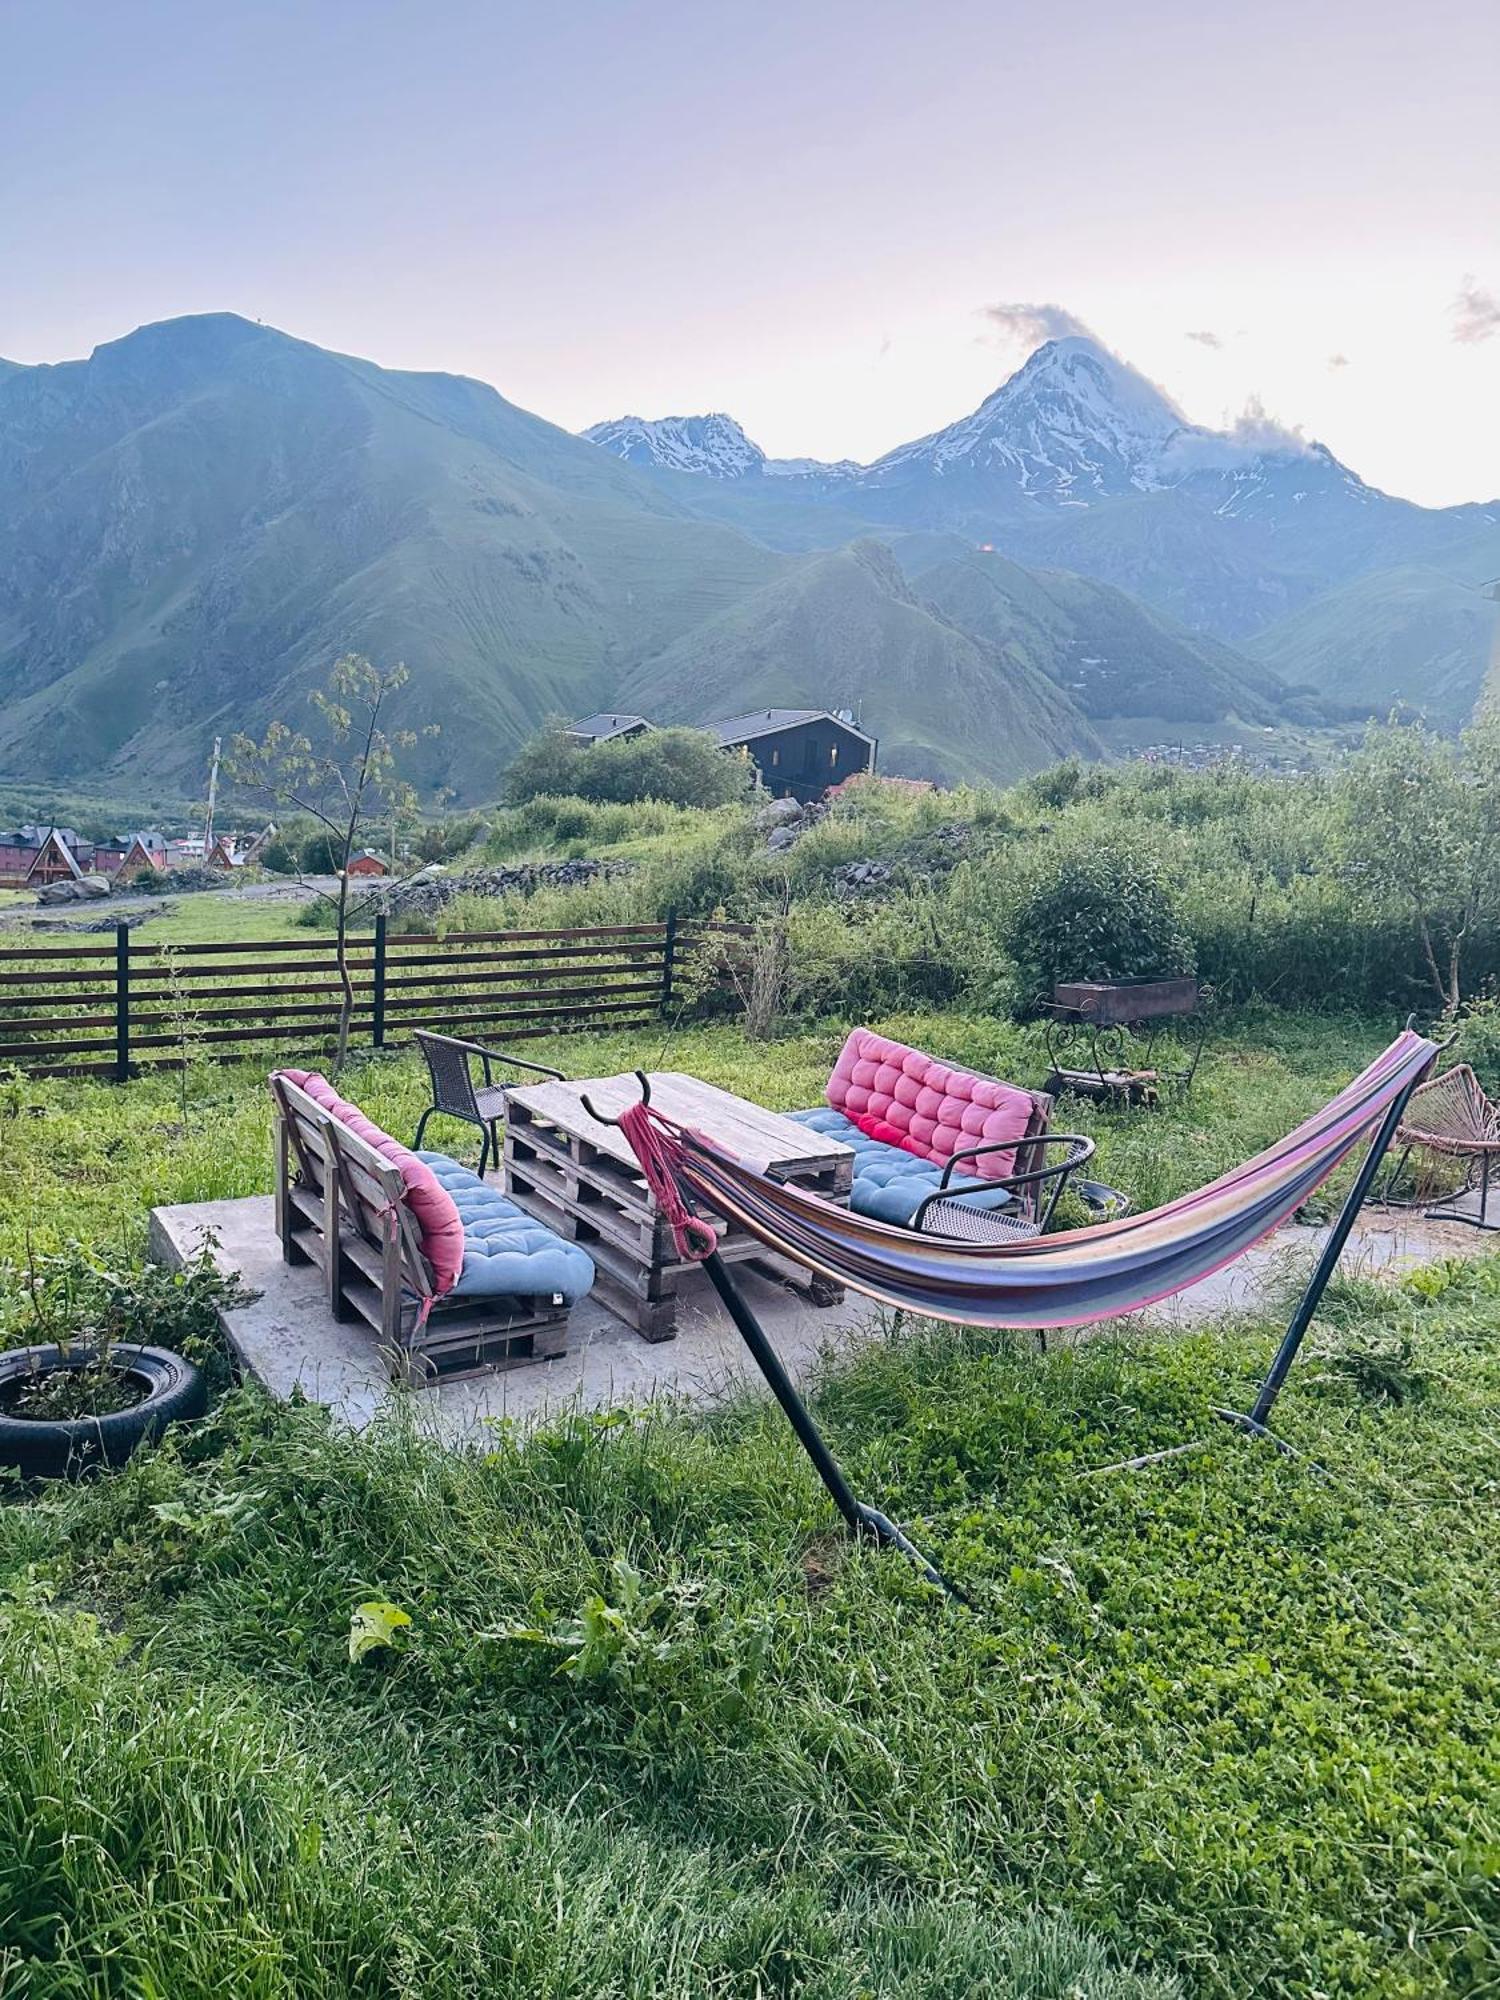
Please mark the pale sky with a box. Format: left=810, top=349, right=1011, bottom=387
left=2, top=0, right=1497, bottom=506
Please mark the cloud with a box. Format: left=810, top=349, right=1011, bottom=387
left=1452, top=276, right=1500, bottom=344
left=1328, top=352, right=1349, bottom=370
left=1160, top=393, right=1313, bottom=473
left=978, top=302, right=1092, bottom=352
left=1185, top=329, right=1223, bottom=349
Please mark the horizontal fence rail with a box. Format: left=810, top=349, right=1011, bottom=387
left=0, top=912, right=738, bottom=1080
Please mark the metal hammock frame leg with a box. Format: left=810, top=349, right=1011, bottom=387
left=1212, top=1073, right=1423, bottom=1443
left=700, top=1251, right=969, bottom=1603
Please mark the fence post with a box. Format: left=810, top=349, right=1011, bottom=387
left=372, top=913, right=387, bottom=1050
left=661, top=907, right=678, bottom=1014
left=114, top=923, right=131, bottom=1082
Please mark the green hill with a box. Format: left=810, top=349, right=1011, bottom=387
left=0, top=315, right=783, bottom=800
left=621, top=541, right=1102, bottom=784
left=1245, top=566, right=1500, bottom=727
left=913, top=549, right=1285, bottom=724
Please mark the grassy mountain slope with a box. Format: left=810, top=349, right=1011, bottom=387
left=914, top=549, right=1286, bottom=723
left=1245, top=566, right=1500, bottom=726
left=621, top=541, right=1102, bottom=784
left=0, top=316, right=783, bottom=799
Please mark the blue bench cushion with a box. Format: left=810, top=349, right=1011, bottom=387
left=416, top=1152, right=595, bottom=1304
left=787, top=1108, right=1019, bottom=1228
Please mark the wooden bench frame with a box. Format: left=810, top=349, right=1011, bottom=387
left=270, top=1073, right=570, bottom=1385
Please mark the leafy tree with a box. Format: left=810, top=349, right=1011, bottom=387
left=997, top=841, right=1195, bottom=1003
left=1340, top=719, right=1500, bottom=1014
left=228, top=656, right=434, bottom=1071
left=502, top=725, right=584, bottom=804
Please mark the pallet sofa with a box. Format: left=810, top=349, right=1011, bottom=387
left=271, top=1069, right=595, bottom=1385
left=788, top=1028, right=1081, bottom=1232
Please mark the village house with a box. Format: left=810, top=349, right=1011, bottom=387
left=562, top=707, right=878, bottom=803
left=709, top=709, right=877, bottom=802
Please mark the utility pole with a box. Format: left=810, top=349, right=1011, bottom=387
left=202, top=737, right=221, bottom=856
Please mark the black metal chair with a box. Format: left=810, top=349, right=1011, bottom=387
left=412, top=1031, right=564, bottom=1175
left=909, top=1132, right=1123, bottom=1241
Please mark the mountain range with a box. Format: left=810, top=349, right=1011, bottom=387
left=1, top=314, right=1494, bottom=802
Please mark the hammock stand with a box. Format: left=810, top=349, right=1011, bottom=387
left=585, top=1037, right=1435, bottom=1601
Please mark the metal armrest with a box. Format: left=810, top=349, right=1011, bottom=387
left=441, top=1035, right=565, bottom=1087
left=912, top=1132, right=1095, bottom=1233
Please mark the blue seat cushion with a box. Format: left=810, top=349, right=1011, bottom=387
left=416, top=1152, right=595, bottom=1304
left=787, top=1108, right=1019, bottom=1228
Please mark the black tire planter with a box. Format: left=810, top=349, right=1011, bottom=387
left=0, top=1344, right=207, bottom=1480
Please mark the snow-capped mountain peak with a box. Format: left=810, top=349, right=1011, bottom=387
left=581, top=411, right=766, bottom=479
left=866, top=336, right=1187, bottom=500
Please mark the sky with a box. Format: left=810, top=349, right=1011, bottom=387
left=2, top=0, right=1497, bottom=507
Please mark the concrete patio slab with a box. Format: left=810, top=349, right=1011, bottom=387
left=149, top=1196, right=884, bottom=1445
left=149, top=1194, right=1489, bottom=1449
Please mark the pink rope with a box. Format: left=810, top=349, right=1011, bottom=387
left=617, top=1101, right=718, bottom=1261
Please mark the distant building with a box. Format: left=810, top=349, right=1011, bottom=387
left=115, top=834, right=168, bottom=879
left=709, top=708, right=877, bottom=802
left=565, top=712, right=655, bottom=747
left=346, top=849, right=389, bottom=877
left=23, top=829, right=86, bottom=887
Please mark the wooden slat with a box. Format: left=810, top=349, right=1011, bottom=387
left=382, top=979, right=662, bottom=1017
left=379, top=956, right=664, bottom=991
left=383, top=924, right=668, bottom=946
left=139, top=935, right=376, bottom=957
left=125, top=957, right=369, bottom=982
left=387, top=1007, right=658, bottom=1043
left=0, top=941, right=118, bottom=962
left=0, top=1035, right=117, bottom=1059
left=0, top=1011, right=117, bottom=1032
left=0, top=968, right=122, bottom=989
left=363, top=941, right=667, bottom=973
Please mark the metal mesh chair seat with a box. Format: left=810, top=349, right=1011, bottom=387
left=916, top=1199, right=1042, bottom=1244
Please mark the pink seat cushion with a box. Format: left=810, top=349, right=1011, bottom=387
left=277, top=1069, right=464, bottom=1296
left=825, top=1029, right=1037, bottom=1182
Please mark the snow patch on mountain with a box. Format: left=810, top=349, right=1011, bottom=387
left=581, top=411, right=766, bottom=479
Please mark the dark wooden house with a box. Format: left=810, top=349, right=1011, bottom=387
left=710, top=709, right=877, bottom=802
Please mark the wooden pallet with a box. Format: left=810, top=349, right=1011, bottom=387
left=273, top=1075, right=572, bottom=1386
left=503, top=1072, right=853, bottom=1342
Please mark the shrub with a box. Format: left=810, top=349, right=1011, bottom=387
left=994, top=840, right=1195, bottom=1004
left=504, top=726, right=754, bottom=810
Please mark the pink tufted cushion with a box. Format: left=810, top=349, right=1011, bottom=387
left=825, top=1029, right=1038, bottom=1182
left=276, top=1069, right=464, bottom=1296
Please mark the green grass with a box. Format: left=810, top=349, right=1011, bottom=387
left=2, top=1008, right=1497, bottom=1996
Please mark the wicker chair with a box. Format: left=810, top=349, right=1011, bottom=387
left=412, top=1032, right=564, bottom=1175
left=910, top=1132, right=1111, bottom=1242
left=1384, top=1063, right=1500, bottom=1231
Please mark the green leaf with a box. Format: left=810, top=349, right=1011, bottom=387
left=348, top=1599, right=412, bottom=1664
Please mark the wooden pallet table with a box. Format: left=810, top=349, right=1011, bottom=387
left=502, top=1071, right=854, bottom=1342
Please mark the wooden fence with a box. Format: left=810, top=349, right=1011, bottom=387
left=0, top=913, right=711, bottom=1081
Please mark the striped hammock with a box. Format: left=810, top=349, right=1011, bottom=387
left=625, top=1032, right=1438, bottom=1331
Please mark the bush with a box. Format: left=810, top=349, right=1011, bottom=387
left=299, top=829, right=343, bottom=874
left=995, top=840, right=1195, bottom=1003
left=504, top=726, right=754, bottom=810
